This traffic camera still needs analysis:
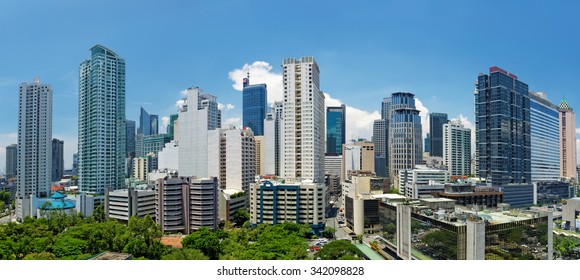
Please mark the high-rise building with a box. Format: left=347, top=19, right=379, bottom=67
left=372, top=119, right=388, bottom=177
left=17, top=78, right=52, bottom=200
left=5, top=144, right=17, bottom=179
left=282, top=57, right=325, bottom=183
left=342, top=141, right=375, bottom=182
left=132, top=157, right=148, bottom=181
left=475, top=67, right=531, bottom=185
left=429, top=113, right=449, bottom=157
left=559, top=99, right=577, bottom=180
left=138, top=107, right=158, bottom=136
left=443, top=120, right=471, bottom=177
left=381, top=97, right=392, bottom=121
left=167, top=114, right=178, bottom=141
left=326, top=105, right=346, bottom=156
left=177, top=87, right=221, bottom=177
left=389, top=92, right=423, bottom=180
left=72, top=153, right=78, bottom=175
left=255, top=136, right=264, bottom=176
left=126, top=120, right=136, bottom=156
left=242, top=75, right=267, bottom=136
left=529, top=92, right=560, bottom=182
left=207, top=126, right=256, bottom=192
left=51, top=138, right=64, bottom=182
left=141, top=134, right=169, bottom=171
left=424, top=133, right=430, bottom=154
left=78, top=45, right=126, bottom=193
left=264, top=102, right=283, bottom=176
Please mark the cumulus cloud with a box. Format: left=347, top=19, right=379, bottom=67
left=228, top=61, right=284, bottom=105
left=218, top=103, right=235, bottom=110
left=323, top=93, right=381, bottom=141
left=415, top=98, right=429, bottom=139
left=451, top=114, right=476, bottom=153
left=161, top=116, right=170, bottom=133
left=175, top=99, right=186, bottom=111
left=576, top=127, right=580, bottom=134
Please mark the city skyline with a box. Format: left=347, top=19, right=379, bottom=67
left=1, top=1, right=580, bottom=173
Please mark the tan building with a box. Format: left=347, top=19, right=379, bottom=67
left=341, top=141, right=375, bottom=181
left=132, top=157, right=148, bottom=181
left=559, top=100, right=577, bottom=180
left=255, top=136, right=264, bottom=176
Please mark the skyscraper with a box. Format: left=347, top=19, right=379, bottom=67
left=177, top=87, right=221, bottom=177
left=429, top=113, right=448, bottom=157
left=51, top=138, right=64, bottom=182
left=475, top=67, right=531, bottom=185
left=126, top=120, right=136, bottom=156
left=389, top=92, right=423, bottom=180
left=242, top=75, right=267, bottom=136
left=326, top=104, right=346, bottom=156
left=559, top=99, right=577, bottom=180
left=138, top=107, right=158, bottom=136
left=372, top=119, right=388, bottom=177
left=78, top=45, right=126, bottom=193
left=424, top=133, right=430, bottom=154
left=443, top=120, right=471, bottom=177
left=264, top=102, right=283, bottom=176
left=529, top=92, right=560, bottom=182
left=5, top=144, right=17, bottom=179
left=167, top=114, right=179, bottom=141
left=282, top=57, right=325, bottom=183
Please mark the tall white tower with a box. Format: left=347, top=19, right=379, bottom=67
left=282, top=57, right=325, bottom=183
left=17, top=78, right=52, bottom=199
left=443, top=120, right=472, bottom=177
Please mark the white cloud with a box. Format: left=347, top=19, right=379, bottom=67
left=161, top=116, right=170, bottom=133
left=323, top=93, right=381, bottom=141
left=218, top=103, right=235, bottom=110
left=223, top=117, right=242, bottom=129
left=576, top=128, right=580, bottom=134
left=175, top=99, right=185, bottom=111
left=228, top=61, right=283, bottom=105
left=415, top=98, right=429, bottom=139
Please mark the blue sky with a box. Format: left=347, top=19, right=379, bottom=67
left=1, top=0, right=579, bottom=172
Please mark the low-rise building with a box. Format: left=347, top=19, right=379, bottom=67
left=533, top=181, right=573, bottom=205
left=343, top=175, right=387, bottom=235
left=434, top=183, right=503, bottom=208
left=218, top=188, right=246, bottom=222
left=105, top=187, right=156, bottom=222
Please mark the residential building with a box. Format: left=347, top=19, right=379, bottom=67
left=155, top=176, right=219, bottom=233
left=529, top=92, right=560, bottom=182
left=282, top=57, right=325, bottom=183
left=207, top=126, right=256, bottom=192
left=249, top=180, right=325, bottom=233
left=342, top=141, right=375, bottom=182
left=475, top=67, right=531, bottom=185
left=16, top=78, right=52, bottom=219
left=5, top=144, right=17, bottom=179
left=105, top=187, right=156, bottom=222
left=78, top=45, right=126, bottom=194
left=429, top=113, right=448, bottom=157
left=389, top=92, right=423, bottom=181
left=176, top=87, right=221, bottom=177
left=51, top=138, right=64, bottom=182
left=242, top=75, right=267, bottom=136
left=559, top=99, right=577, bottom=180
left=133, top=157, right=148, bottom=181
left=443, top=120, right=471, bottom=177
left=326, top=105, right=346, bottom=156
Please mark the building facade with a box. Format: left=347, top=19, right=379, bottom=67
left=326, top=105, right=346, bottom=156
left=155, top=176, right=219, bottom=233
left=443, top=120, right=471, bottom=177
left=559, top=99, right=577, bottom=180
left=138, top=107, right=158, bottom=136
left=78, top=45, right=126, bottom=193
left=529, top=92, right=560, bottom=182
left=263, top=102, right=283, bottom=176
left=475, top=67, right=531, bottom=185
left=51, top=138, right=64, bottom=182
left=342, top=141, right=375, bottom=182
left=249, top=180, right=325, bottom=233
left=282, top=57, right=325, bottom=183
left=242, top=76, right=267, bottom=136
left=105, top=187, right=156, bottom=222
left=429, top=113, right=448, bottom=157
left=17, top=78, right=52, bottom=200
left=126, top=119, right=136, bottom=156
left=389, top=92, right=423, bottom=180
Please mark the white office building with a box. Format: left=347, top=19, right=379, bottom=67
left=443, top=120, right=472, bottom=177
left=399, top=165, right=449, bottom=198
left=105, top=187, right=156, bottom=222
left=263, top=102, right=284, bottom=176
left=281, top=57, right=325, bottom=183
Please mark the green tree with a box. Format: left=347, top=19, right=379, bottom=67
left=161, top=248, right=209, bottom=260
left=52, top=236, right=88, bottom=258
left=182, top=227, right=221, bottom=260
left=322, top=226, right=336, bottom=239
left=0, top=191, right=11, bottom=205
left=231, top=209, right=250, bottom=227
left=23, top=252, right=56, bottom=260
left=314, top=240, right=364, bottom=260
left=123, top=215, right=167, bottom=259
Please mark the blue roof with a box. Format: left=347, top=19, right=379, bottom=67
left=39, top=200, right=75, bottom=210
left=50, top=192, right=66, bottom=199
